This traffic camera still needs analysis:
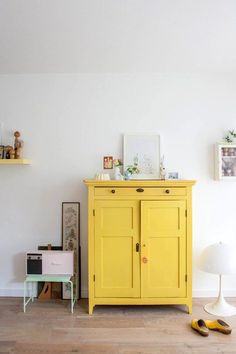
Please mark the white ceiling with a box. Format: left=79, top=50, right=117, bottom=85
left=0, top=0, right=236, bottom=73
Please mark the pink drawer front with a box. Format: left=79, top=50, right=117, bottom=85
left=42, top=252, right=73, bottom=275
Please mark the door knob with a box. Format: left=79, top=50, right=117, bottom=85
left=142, top=256, right=148, bottom=264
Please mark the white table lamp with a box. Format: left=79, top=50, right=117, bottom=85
left=199, top=242, right=236, bottom=316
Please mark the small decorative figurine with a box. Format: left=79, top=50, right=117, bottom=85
left=9, top=147, right=15, bottom=159
left=160, top=155, right=166, bottom=180
left=14, top=131, right=24, bottom=159
left=113, top=159, right=124, bottom=180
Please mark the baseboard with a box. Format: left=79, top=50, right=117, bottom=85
left=192, top=289, right=236, bottom=298
left=1, top=288, right=236, bottom=299
left=0, top=288, right=25, bottom=297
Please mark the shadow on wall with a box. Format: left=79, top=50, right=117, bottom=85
left=12, top=252, right=25, bottom=282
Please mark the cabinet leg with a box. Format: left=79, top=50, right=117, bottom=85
left=187, top=303, right=192, bottom=314
left=88, top=303, right=94, bottom=315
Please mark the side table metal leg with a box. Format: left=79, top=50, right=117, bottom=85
left=69, top=281, right=73, bottom=313
left=23, top=281, right=26, bottom=313
left=31, top=282, right=34, bottom=302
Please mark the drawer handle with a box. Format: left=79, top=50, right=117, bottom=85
left=165, top=189, right=170, bottom=194
left=136, top=188, right=144, bottom=193
left=111, top=189, right=116, bottom=194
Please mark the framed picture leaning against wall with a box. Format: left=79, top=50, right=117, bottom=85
left=62, top=202, right=80, bottom=300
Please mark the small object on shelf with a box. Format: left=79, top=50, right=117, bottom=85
left=160, top=155, right=166, bottom=180
left=124, top=164, right=139, bottom=180
left=4, top=145, right=12, bottom=159
left=14, top=131, right=24, bottom=159
left=103, top=156, right=113, bottom=169
left=168, top=172, right=179, bottom=180
left=113, top=159, right=124, bottom=180
left=9, top=147, right=15, bottom=159
left=95, top=173, right=110, bottom=180
left=0, top=145, right=4, bottom=159
left=114, top=166, right=123, bottom=180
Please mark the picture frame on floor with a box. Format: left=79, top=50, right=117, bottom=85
left=62, top=202, right=80, bottom=300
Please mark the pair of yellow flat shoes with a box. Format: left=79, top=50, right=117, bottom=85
left=191, top=319, right=232, bottom=336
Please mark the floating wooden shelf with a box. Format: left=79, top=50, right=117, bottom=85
left=0, top=159, right=32, bottom=165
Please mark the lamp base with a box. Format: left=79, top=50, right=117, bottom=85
left=204, top=299, right=236, bottom=317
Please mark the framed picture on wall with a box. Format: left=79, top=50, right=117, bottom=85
left=215, top=143, right=236, bottom=180
left=123, top=134, right=160, bottom=179
left=62, top=202, right=80, bottom=300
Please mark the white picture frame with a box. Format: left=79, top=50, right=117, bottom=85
left=215, top=143, right=236, bottom=180
left=123, top=134, right=160, bottom=179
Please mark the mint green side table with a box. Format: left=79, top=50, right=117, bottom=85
left=23, top=275, right=75, bottom=313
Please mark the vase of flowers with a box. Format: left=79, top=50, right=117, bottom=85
left=124, top=164, right=140, bottom=180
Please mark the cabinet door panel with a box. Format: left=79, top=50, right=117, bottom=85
left=141, top=200, right=186, bottom=298
left=95, top=200, right=140, bottom=297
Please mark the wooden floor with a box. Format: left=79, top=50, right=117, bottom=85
left=0, top=298, right=236, bottom=353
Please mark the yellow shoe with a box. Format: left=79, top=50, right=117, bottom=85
left=191, top=319, right=209, bottom=337
left=205, top=319, right=232, bottom=335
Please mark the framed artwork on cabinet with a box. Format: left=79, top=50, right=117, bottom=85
left=103, top=156, right=113, bottom=169
left=123, top=134, right=160, bottom=179
left=215, top=143, right=236, bottom=180
left=62, top=202, right=81, bottom=300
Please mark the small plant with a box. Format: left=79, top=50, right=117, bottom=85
left=224, top=130, right=236, bottom=143
left=126, top=164, right=139, bottom=175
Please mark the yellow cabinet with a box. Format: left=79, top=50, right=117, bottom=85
left=84, top=180, right=195, bottom=315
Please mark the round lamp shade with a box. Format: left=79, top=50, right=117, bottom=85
left=199, top=242, right=236, bottom=275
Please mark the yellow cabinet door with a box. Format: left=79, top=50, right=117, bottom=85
left=94, top=200, right=140, bottom=298
left=141, top=200, right=186, bottom=298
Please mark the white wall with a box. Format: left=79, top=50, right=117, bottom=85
left=1, top=73, right=236, bottom=297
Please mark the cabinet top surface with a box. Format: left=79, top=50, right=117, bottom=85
left=84, top=179, right=196, bottom=187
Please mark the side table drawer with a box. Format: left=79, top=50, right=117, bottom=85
left=94, top=187, right=186, bottom=197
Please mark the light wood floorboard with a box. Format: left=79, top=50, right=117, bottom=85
left=0, top=298, right=236, bottom=353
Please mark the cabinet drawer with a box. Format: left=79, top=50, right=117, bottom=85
left=94, top=187, right=186, bottom=197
